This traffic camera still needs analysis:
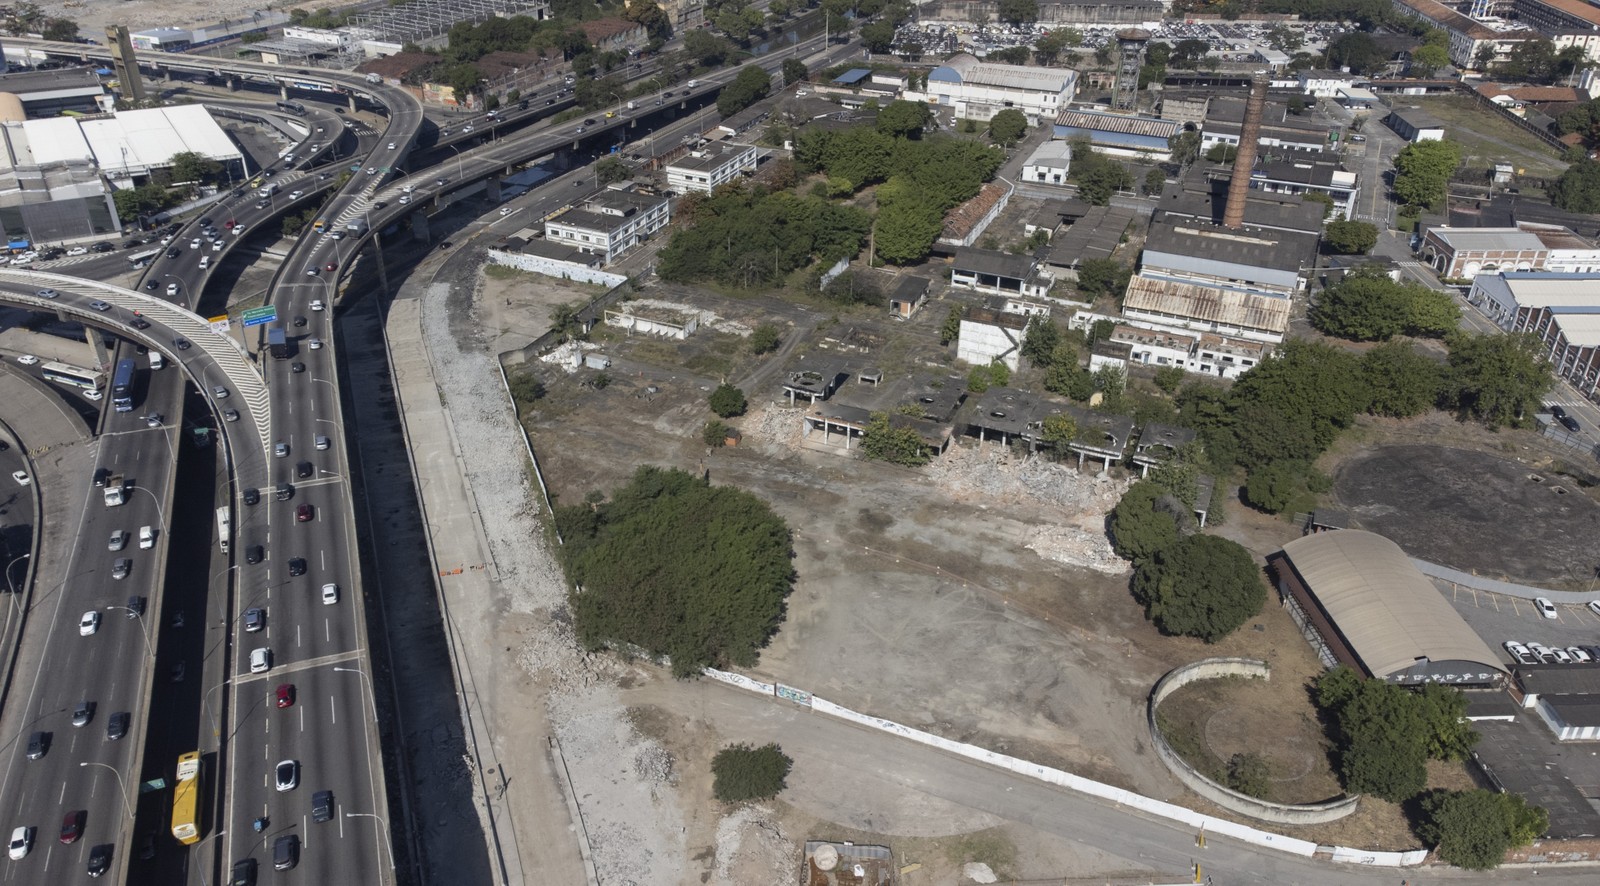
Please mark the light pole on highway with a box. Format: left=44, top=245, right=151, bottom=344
left=445, top=143, right=465, bottom=182
left=103, top=604, right=154, bottom=661
left=344, top=812, right=396, bottom=871
left=3, top=553, right=28, bottom=594
left=78, top=761, right=134, bottom=821
left=333, top=666, right=378, bottom=725
left=123, top=484, right=167, bottom=529
left=193, top=829, right=227, bottom=886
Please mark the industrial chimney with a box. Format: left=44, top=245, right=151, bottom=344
left=1223, top=72, right=1269, bottom=230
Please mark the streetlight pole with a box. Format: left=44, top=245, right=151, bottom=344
left=193, top=829, right=227, bottom=886
left=332, top=666, right=377, bottom=724
left=103, top=604, right=154, bottom=661
left=78, top=761, right=133, bottom=821
left=344, top=812, right=395, bottom=871
left=446, top=144, right=464, bottom=182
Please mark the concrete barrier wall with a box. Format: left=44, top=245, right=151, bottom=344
left=1147, top=659, right=1361, bottom=826
left=486, top=248, right=627, bottom=288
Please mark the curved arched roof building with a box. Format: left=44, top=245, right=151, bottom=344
left=1269, top=530, right=1504, bottom=686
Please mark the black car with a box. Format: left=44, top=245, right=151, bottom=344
left=137, top=832, right=156, bottom=860
left=144, top=280, right=159, bottom=291
left=166, top=248, right=180, bottom=258
left=93, top=468, right=110, bottom=487
left=291, top=362, right=306, bottom=374
left=296, top=461, right=313, bottom=479
left=243, top=487, right=260, bottom=506
left=25, top=731, right=48, bottom=760
left=374, top=200, right=386, bottom=209
left=87, top=844, right=112, bottom=878
left=584, top=117, right=596, bottom=125
left=197, top=217, right=211, bottom=227
left=288, top=557, right=307, bottom=577
left=173, top=337, right=191, bottom=350
left=106, top=711, right=129, bottom=741
left=1559, top=414, right=1581, bottom=432
left=42, top=248, right=64, bottom=259
left=130, top=317, right=151, bottom=330
left=293, top=316, right=307, bottom=328
left=230, top=858, right=257, bottom=886
left=245, top=545, right=264, bottom=565
left=91, top=242, right=113, bottom=253
left=312, top=789, right=334, bottom=822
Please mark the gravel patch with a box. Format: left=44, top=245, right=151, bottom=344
left=419, top=274, right=686, bottom=886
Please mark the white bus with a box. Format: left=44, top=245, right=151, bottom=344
left=39, top=361, right=104, bottom=390
left=127, top=248, right=160, bottom=269
left=215, top=506, right=231, bottom=554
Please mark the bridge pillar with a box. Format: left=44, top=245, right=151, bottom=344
left=485, top=179, right=502, bottom=203
left=280, top=84, right=290, bottom=101
left=225, top=74, right=240, bottom=92
left=411, top=214, right=430, bottom=241
left=88, top=330, right=112, bottom=371
left=347, top=94, right=358, bottom=114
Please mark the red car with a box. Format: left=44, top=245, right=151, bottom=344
left=60, top=810, right=84, bottom=844
left=295, top=503, right=314, bottom=523
left=276, top=684, right=295, bottom=709
left=224, top=219, right=237, bottom=229
left=323, top=261, right=337, bottom=272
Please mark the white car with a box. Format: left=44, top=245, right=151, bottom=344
left=275, top=759, right=298, bottom=791
left=10, top=470, right=28, bottom=486
left=1589, top=600, right=1600, bottom=618
left=398, top=195, right=411, bottom=204
left=308, top=338, right=323, bottom=350
left=387, top=141, right=396, bottom=150
left=310, top=299, right=325, bottom=311
left=7, top=825, right=30, bottom=860
left=167, top=283, right=179, bottom=296
left=79, top=611, right=100, bottom=636
left=1536, top=596, right=1559, bottom=619
left=82, top=388, right=103, bottom=401
left=1568, top=646, right=1593, bottom=663
left=250, top=647, right=271, bottom=673
left=66, top=246, right=88, bottom=256
left=16, top=355, right=38, bottom=365
left=139, top=525, right=155, bottom=550
left=499, top=206, right=515, bottom=216
left=290, top=190, right=304, bottom=199
left=321, top=583, right=338, bottom=605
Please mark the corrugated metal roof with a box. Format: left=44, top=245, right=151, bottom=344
left=1431, top=227, right=1547, bottom=252
left=931, top=53, right=1076, bottom=94
left=1279, top=530, right=1503, bottom=678
left=1123, top=275, right=1291, bottom=335
left=1548, top=312, right=1600, bottom=347
left=1053, top=108, right=1178, bottom=139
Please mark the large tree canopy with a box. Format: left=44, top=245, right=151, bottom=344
left=1131, top=534, right=1265, bottom=642
left=1392, top=139, right=1463, bottom=210
left=1315, top=667, right=1479, bottom=802
left=556, top=466, right=796, bottom=676
left=1312, top=267, right=1460, bottom=340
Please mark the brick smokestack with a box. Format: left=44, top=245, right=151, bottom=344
left=1223, top=72, right=1269, bottom=230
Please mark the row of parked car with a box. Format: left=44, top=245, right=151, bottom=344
left=1505, top=640, right=1600, bottom=665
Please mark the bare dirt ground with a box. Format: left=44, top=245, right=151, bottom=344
left=37, top=0, right=285, bottom=40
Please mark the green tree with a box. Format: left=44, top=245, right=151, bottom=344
left=703, top=419, right=730, bottom=446
left=555, top=466, right=795, bottom=676
left=877, top=100, right=933, bottom=139
left=1204, top=142, right=1238, bottom=164
left=1312, top=268, right=1459, bottom=340
left=860, top=412, right=930, bottom=466
left=1361, top=340, right=1442, bottom=418
left=781, top=57, right=808, bottom=86
left=1441, top=332, right=1554, bottom=428
left=709, top=383, right=748, bottom=417
left=940, top=304, right=962, bottom=345
left=1132, top=534, right=1264, bottom=642
left=41, top=17, right=78, bottom=41
left=595, top=156, right=630, bottom=185
left=861, top=19, right=896, bottom=53
left=1039, top=412, right=1078, bottom=449
left=1243, top=460, right=1307, bottom=514
left=1033, top=28, right=1081, bottom=65
left=1410, top=43, right=1449, bottom=78
left=989, top=108, right=1028, bottom=146
left=712, top=743, right=793, bottom=802
left=1417, top=682, right=1479, bottom=761
left=717, top=65, right=772, bottom=117
left=1075, top=258, right=1131, bottom=300
left=1548, top=158, right=1600, bottom=213
left=1420, top=790, right=1547, bottom=870
left=997, top=0, right=1038, bottom=23
left=1323, top=219, right=1377, bottom=254
left=1021, top=316, right=1061, bottom=367
left=1326, top=31, right=1385, bottom=74
left=1170, top=38, right=1211, bottom=69
left=508, top=372, right=546, bottom=409
left=1069, top=148, right=1133, bottom=205
left=1228, top=339, right=1365, bottom=469
left=1153, top=365, right=1185, bottom=394
left=1392, top=139, right=1463, bottom=210
left=1168, top=130, right=1201, bottom=166
left=874, top=199, right=944, bottom=265
left=1143, top=168, right=1166, bottom=195
left=684, top=29, right=730, bottom=66
left=1108, top=480, right=1183, bottom=564
left=749, top=323, right=781, bottom=354
left=1226, top=752, right=1271, bottom=798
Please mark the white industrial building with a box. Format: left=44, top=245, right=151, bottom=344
left=956, top=297, right=1049, bottom=372
left=919, top=53, right=1078, bottom=124
left=1021, top=140, right=1072, bottom=186
left=545, top=187, right=670, bottom=264
left=665, top=143, right=757, bottom=194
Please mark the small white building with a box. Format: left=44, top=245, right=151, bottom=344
left=1021, top=140, right=1072, bottom=187
left=545, top=188, right=670, bottom=264
left=1298, top=69, right=1361, bottom=97
left=920, top=53, right=1077, bottom=123
left=665, top=143, right=757, bottom=194
left=957, top=297, right=1050, bottom=372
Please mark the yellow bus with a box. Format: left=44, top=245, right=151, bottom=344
left=171, top=752, right=202, bottom=845
left=312, top=218, right=326, bottom=233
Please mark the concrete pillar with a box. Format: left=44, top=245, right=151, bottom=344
left=485, top=179, right=502, bottom=203
left=88, top=330, right=111, bottom=370
left=226, top=75, right=240, bottom=92
left=411, top=214, right=430, bottom=241
left=280, top=84, right=290, bottom=101
left=347, top=94, right=358, bottom=113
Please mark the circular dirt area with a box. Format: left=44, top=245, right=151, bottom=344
left=1158, top=678, right=1341, bottom=805
left=1335, top=444, right=1600, bottom=584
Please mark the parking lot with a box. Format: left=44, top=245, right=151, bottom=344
left=1441, top=581, right=1600, bottom=666
left=1472, top=714, right=1600, bottom=839
left=890, top=20, right=1352, bottom=60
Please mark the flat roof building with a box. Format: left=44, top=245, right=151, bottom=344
left=1386, top=107, right=1446, bottom=142
left=1419, top=225, right=1548, bottom=278
left=1021, top=140, right=1072, bottom=186
left=545, top=188, right=670, bottom=264
left=665, top=143, right=756, bottom=194
left=926, top=53, right=1078, bottom=123
left=1270, top=530, right=1505, bottom=685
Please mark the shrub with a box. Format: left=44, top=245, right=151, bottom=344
left=712, top=743, right=793, bottom=802
left=709, top=383, right=747, bottom=418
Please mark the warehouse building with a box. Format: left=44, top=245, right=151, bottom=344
left=924, top=53, right=1078, bottom=124
left=1269, top=530, right=1505, bottom=686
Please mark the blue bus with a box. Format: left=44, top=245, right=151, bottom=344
left=111, top=358, right=135, bottom=413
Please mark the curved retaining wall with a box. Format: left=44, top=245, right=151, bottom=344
left=1148, top=658, right=1361, bottom=826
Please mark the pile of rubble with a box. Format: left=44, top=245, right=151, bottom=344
left=1025, top=525, right=1129, bottom=575
left=539, top=340, right=602, bottom=373
left=924, top=443, right=1130, bottom=515
left=738, top=402, right=805, bottom=449
left=625, top=298, right=753, bottom=337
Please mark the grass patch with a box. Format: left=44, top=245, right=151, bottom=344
left=941, top=829, right=1016, bottom=877
left=684, top=351, right=733, bottom=377
left=1156, top=709, right=1226, bottom=782
left=484, top=264, right=533, bottom=281
left=1406, top=96, right=1567, bottom=178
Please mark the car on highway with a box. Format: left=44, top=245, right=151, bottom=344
left=88, top=300, right=111, bottom=311
left=387, top=141, right=396, bottom=149
left=305, top=266, right=319, bottom=276
left=330, top=230, right=346, bottom=240
left=500, top=206, right=514, bottom=216
left=224, top=408, right=239, bottom=422
left=310, top=300, right=325, bottom=311
left=91, top=242, right=113, bottom=253
left=276, top=683, right=295, bottom=708
left=106, top=711, right=129, bottom=741
left=111, top=558, right=131, bottom=580
left=59, top=810, right=84, bottom=844
left=273, top=834, right=299, bottom=871
left=315, top=434, right=330, bottom=450
left=11, top=469, right=30, bottom=486
left=167, top=283, right=180, bottom=296
left=288, top=557, right=307, bottom=577
left=130, top=317, right=151, bottom=330
left=170, top=661, right=185, bottom=683
left=291, top=362, right=306, bottom=374
left=125, top=595, right=144, bottom=616
left=83, top=388, right=103, bottom=402
left=274, top=442, right=289, bottom=458
left=312, top=790, right=334, bottom=822
left=296, top=503, right=314, bottom=523
left=8, top=826, right=32, bottom=860
left=212, top=385, right=229, bottom=399
left=322, top=583, right=339, bottom=605
left=296, top=461, right=313, bottom=479
left=290, top=190, right=304, bottom=199
left=87, top=843, right=111, bottom=877
left=15, top=355, right=37, bottom=365
left=139, top=526, right=155, bottom=549
left=108, top=530, right=127, bottom=551
left=71, top=701, right=95, bottom=727
left=309, top=338, right=324, bottom=350
left=24, top=732, right=47, bottom=760
left=66, top=246, right=88, bottom=256
left=275, top=759, right=299, bottom=792
left=250, top=647, right=271, bottom=673
left=366, top=167, right=377, bottom=175
left=145, top=413, right=163, bottom=428
left=244, top=608, right=265, bottom=632
left=1537, top=596, right=1559, bottom=619
left=173, top=337, right=191, bottom=350
left=230, top=858, right=257, bottom=886
left=79, top=611, right=99, bottom=636
left=35, top=288, right=57, bottom=299
left=245, top=545, right=264, bottom=565
left=243, top=487, right=260, bottom=506
left=324, top=261, right=337, bottom=272
left=293, top=315, right=307, bottom=327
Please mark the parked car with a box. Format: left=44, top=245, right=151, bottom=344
left=1536, top=596, right=1559, bottom=619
